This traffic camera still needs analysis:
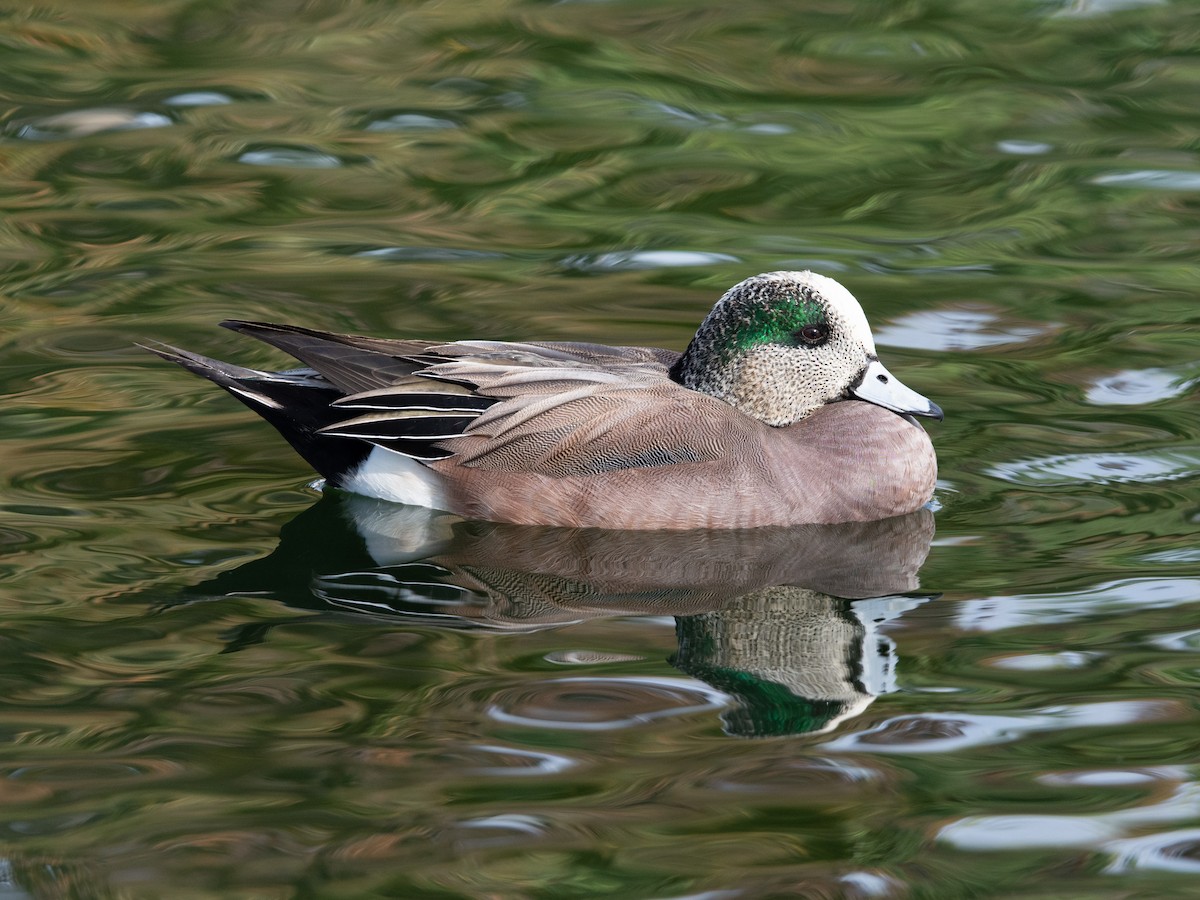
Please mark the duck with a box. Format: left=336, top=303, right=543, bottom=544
left=145, top=271, right=941, bottom=530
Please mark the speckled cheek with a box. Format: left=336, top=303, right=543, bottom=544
left=734, top=345, right=847, bottom=424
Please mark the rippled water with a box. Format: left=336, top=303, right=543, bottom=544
left=2, top=0, right=1199, bottom=896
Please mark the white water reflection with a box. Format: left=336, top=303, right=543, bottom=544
left=1053, top=0, right=1164, bottom=17
left=1142, top=549, right=1200, bottom=564
left=988, top=447, right=1200, bottom=486
left=1092, top=170, right=1200, bottom=190
left=366, top=113, right=459, bottom=131
left=996, top=140, right=1053, bottom=155
left=455, top=814, right=548, bottom=839
left=1039, top=766, right=1187, bottom=787
left=15, top=108, right=172, bottom=140
left=1085, top=367, right=1196, bottom=405
left=562, top=250, right=739, bottom=271
left=237, top=147, right=347, bottom=168
left=874, top=309, right=1045, bottom=352
left=989, top=650, right=1101, bottom=671
left=164, top=92, right=234, bottom=107
left=465, top=744, right=579, bottom=776
left=1105, top=828, right=1200, bottom=874
left=940, top=782, right=1200, bottom=852
left=956, top=577, right=1200, bottom=632
left=824, top=700, right=1174, bottom=754
left=1149, top=630, right=1200, bottom=652
left=353, top=247, right=503, bottom=262
left=838, top=871, right=900, bottom=897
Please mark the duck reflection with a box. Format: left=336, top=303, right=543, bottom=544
left=189, top=494, right=935, bottom=737
left=673, top=589, right=926, bottom=737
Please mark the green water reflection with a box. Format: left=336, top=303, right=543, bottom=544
left=2, top=0, right=1199, bottom=896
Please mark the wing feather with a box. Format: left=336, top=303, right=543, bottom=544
left=450, top=386, right=732, bottom=477
left=220, top=322, right=711, bottom=477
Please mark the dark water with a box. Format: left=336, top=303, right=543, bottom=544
left=3, top=0, right=1200, bottom=896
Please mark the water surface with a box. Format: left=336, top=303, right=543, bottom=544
left=2, top=0, right=1199, bottom=896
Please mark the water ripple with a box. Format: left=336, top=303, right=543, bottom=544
left=940, top=783, right=1200, bottom=852
left=487, top=676, right=728, bottom=730
left=704, top=756, right=881, bottom=794
left=989, top=651, right=1101, bottom=671
left=1092, top=170, right=1200, bottom=191
left=874, top=309, right=1047, bottom=352
left=941, top=814, right=1117, bottom=850
left=956, top=577, right=1200, bottom=632
left=1149, top=630, right=1200, bottom=652
left=1039, top=766, right=1186, bottom=787
left=1085, top=367, right=1197, bottom=405
left=236, top=146, right=353, bottom=169
left=561, top=250, right=739, bottom=271
left=995, top=140, right=1053, bottom=155
left=449, top=814, right=549, bottom=847
left=1141, top=549, right=1200, bottom=564
left=163, top=92, right=234, bottom=107
left=824, top=700, right=1176, bottom=754
left=13, top=108, right=172, bottom=140
left=544, top=650, right=646, bottom=665
left=1053, top=0, right=1165, bottom=18
left=352, top=247, right=502, bottom=262
left=461, top=744, right=578, bottom=776
left=839, top=871, right=900, bottom=898
left=1105, top=828, right=1200, bottom=874
left=988, top=446, right=1200, bottom=486
left=365, top=113, right=459, bottom=132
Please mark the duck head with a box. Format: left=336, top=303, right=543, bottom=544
left=670, top=271, right=943, bottom=427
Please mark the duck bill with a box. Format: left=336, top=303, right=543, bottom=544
left=851, top=360, right=943, bottom=420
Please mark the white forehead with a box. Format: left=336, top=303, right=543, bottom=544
left=755, top=270, right=877, bottom=353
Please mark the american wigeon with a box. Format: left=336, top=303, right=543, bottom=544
left=147, top=271, right=941, bottom=529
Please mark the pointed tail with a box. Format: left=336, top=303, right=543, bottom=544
left=141, top=341, right=371, bottom=484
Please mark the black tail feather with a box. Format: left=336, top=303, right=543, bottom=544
left=142, top=342, right=371, bottom=483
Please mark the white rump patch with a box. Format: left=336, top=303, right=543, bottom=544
left=342, top=446, right=449, bottom=510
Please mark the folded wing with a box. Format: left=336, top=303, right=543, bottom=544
left=222, top=321, right=731, bottom=477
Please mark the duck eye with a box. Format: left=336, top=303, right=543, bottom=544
left=797, top=324, right=829, bottom=345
